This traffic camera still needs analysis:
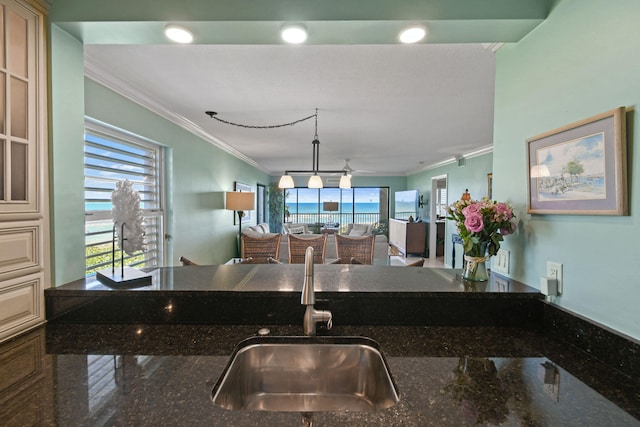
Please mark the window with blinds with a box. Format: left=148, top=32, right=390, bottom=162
left=84, top=118, right=165, bottom=276
left=436, top=182, right=448, bottom=218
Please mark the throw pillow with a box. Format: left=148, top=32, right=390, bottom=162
left=248, top=225, right=263, bottom=234
left=242, top=229, right=264, bottom=238
left=349, top=224, right=369, bottom=236
left=289, top=226, right=305, bottom=234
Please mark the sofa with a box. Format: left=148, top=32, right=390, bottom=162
left=281, top=223, right=314, bottom=235
left=243, top=223, right=389, bottom=263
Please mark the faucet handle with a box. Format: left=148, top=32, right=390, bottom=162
left=304, top=308, right=333, bottom=336
left=322, top=310, right=333, bottom=330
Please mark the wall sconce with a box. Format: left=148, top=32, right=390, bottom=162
left=418, top=195, right=424, bottom=208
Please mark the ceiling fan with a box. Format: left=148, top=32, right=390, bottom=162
left=341, top=158, right=376, bottom=176
left=327, top=159, right=376, bottom=185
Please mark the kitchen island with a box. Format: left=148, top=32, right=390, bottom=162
left=17, top=265, right=636, bottom=425
left=45, top=264, right=542, bottom=327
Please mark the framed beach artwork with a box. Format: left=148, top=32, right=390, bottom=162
left=527, top=107, right=627, bottom=215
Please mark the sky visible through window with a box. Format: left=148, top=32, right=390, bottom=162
left=85, top=133, right=157, bottom=212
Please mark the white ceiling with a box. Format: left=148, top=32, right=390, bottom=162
left=56, top=0, right=548, bottom=177
left=85, top=43, right=497, bottom=176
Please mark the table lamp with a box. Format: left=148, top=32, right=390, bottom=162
left=226, top=191, right=255, bottom=257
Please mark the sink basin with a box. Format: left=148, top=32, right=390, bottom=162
left=211, top=336, right=399, bottom=412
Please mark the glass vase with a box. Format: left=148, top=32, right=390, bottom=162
left=463, top=243, right=489, bottom=282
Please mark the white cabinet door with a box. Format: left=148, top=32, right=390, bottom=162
left=0, top=0, right=48, bottom=343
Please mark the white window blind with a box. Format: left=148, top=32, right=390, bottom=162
left=84, top=118, right=164, bottom=276
left=437, top=187, right=448, bottom=218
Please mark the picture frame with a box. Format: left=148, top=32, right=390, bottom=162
left=527, top=107, right=627, bottom=215
left=234, top=181, right=253, bottom=224
left=487, top=173, right=493, bottom=199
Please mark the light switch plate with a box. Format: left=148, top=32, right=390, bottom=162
left=494, top=249, right=510, bottom=274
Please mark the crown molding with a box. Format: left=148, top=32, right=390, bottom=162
left=407, top=144, right=493, bottom=175
left=84, top=61, right=266, bottom=172
left=482, top=43, right=504, bottom=53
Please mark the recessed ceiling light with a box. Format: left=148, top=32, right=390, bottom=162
left=165, top=25, right=194, bottom=43
left=281, top=24, right=308, bottom=44
left=399, top=26, right=426, bottom=44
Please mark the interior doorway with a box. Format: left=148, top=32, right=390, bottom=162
left=429, top=175, right=447, bottom=260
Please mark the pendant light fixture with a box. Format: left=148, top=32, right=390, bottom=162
left=203, top=109, right=351, bottom=190
left=339, top=174, right=351, bottom=189
left=278, top=110, right=351, bottom=189
left=278, top=174, right=295, bottom=188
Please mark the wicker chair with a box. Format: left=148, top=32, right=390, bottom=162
left=241, top=233, right=282, bottom=260
left=335, top=234, right=375, bottom=265
left=179, top=256, right=198, bottom=266
left=288, top=234, right=328, bottom=264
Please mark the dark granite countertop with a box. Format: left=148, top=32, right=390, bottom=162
left=21, top=266, right=638, bottom=425
left=2, top=322, right=638, bottom=426
left=48, top=264, right=540, bottom=296
left=45, top=266, right=543, bottom=327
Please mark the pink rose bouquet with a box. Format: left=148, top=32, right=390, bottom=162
left=447, top=197, right=516, bottom=258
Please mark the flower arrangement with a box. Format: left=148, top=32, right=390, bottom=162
left=447, top=197, right=516, bottom=280
left=448, top=197, right=516, bottom=256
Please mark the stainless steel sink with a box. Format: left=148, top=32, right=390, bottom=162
left=211, top=336, right=399, bottom=412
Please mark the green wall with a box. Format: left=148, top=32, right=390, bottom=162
left=50, top=26, right=86, bottom=285
left=494, top=0, right=640, bottom=339
left=408, top=153, right=493, bottom=267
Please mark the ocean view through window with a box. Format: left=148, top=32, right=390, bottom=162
left=284, top=187, right=389, bottom=235
left=84, top=118, right=165, bottom=276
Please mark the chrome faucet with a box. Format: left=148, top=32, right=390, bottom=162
left=301, top=247, right=333, bottom=336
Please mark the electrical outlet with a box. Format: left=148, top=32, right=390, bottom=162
left=546, top=261, right=563, bottom=294
left=494, top=249, right=510, bottom=274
